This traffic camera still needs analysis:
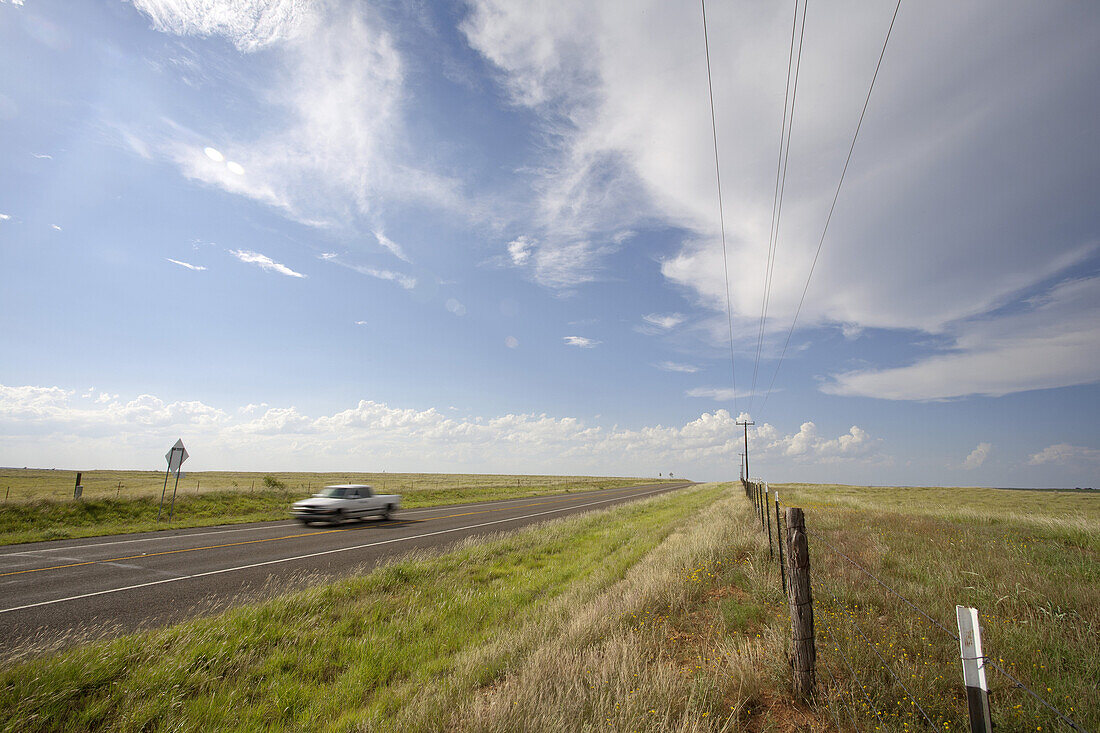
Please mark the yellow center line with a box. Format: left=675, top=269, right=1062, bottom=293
left=1, top=485, right=667, bottom=578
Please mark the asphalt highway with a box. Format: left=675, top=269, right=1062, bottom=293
left=0, top=481, right=691, bottom=657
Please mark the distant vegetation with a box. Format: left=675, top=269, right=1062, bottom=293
left=0, top=469, right=681, bottom=546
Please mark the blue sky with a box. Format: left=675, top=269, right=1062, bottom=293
left=1, top=0, right=1098, bottom=487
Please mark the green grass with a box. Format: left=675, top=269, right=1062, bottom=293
left=0, top=484, right=725, bottom=732
left=0, top=470, right=679, bottom=546
left=4, top=481, right=1090, bottom=731
left=768, top=483, right=1100, bottom=731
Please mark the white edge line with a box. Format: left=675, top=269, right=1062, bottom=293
left=0, top=486, right=676, bottom=615
left=0, top=522, right=300, bottom=557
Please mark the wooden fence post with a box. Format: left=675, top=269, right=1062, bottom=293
left=785, top=507, right=816, bottom=699
left=956, top=606, right=993, bottom=733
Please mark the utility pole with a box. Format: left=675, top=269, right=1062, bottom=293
left=737, top=419, right=754, bottom=481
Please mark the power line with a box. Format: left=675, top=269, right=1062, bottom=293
left=760, top=0, right=903, bottom=412
left=700, top=0, right=739, bottom=417
left=750, top=0, right=807, bottom=412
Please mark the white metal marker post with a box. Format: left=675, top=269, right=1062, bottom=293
left=956, top=605, right=993, bottom=733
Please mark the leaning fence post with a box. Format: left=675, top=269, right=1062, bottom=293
left=775, top=492, right=786, bottom=594
left=764, top=483, right=773, bottom=559
left=956, top=606, right=993, bottom=733
left=785, top=507, right=816, bottom=699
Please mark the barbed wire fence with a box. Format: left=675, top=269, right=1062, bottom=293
left=739, top=478, right=1091, bottom=732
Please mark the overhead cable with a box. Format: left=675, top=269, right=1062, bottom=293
left=761, top=0, right=903, bottom=412
left=750, top=0, right=807, bottom=412
left=700, top=0, right=739, bottom=415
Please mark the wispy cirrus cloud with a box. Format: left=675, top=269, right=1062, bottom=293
left=685, top=386, right=750, bottom=401
left=563, top=335, right=600, bottom=348
left=374, top=229, right=411, bottom=263
left=166, top=258, right=206, bottom=271
left=642, top=313, right=685, bottom=330
left=229, top=249, right=305, bottom=278
left=823, top=276, right=1100, bottom=400
left=349, top=264, right=415, bottom=290
left=655, top=361, right=698, bottom=373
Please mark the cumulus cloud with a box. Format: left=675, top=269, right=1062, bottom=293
left=505, top=335, right=519, bottom=349
left=963, top=442, right=992, bottom=469
left=507, top=235, right=533, bottom=265
left=229, top=249, right=305, bottom=278
left=0, top=382, right=884, bottom=475
left=0, top=214, right=10, bottom=221
left=1027, top=443, right=1100, bottom=466
left=166, top=258, right=206, bottom=271
left=563, top=335, right=600, bottom=348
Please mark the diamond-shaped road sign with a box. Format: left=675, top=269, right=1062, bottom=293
left=165, top=439, right=189, bottom=472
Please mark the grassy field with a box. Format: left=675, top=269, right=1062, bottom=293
left=0, top=469, right=678, bottom=546
left=0, top=483, right=812, bottom=732
left=1, top=481, right=1094, bottom=731
left=769, top=483, right=1099, bottom=731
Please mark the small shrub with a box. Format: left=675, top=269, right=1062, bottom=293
left=262, top=475, right=285, bottom=490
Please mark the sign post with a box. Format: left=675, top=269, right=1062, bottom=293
left=158, top=439, right=189, bottom=522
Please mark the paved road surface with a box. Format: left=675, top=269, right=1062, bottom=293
left=0, top=482, right=691, bottom=658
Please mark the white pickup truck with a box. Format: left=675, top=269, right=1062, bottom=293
left=291, top=484, right=401, bottom=525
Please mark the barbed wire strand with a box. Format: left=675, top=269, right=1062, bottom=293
left=812, top=534, right=1089, bottom=731
left=845, top=607, right=941, bottom=729
left=826, top=614, right=888, bottom=730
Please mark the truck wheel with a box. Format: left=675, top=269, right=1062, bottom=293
left=382, top=504, right=393, bottom=520
left=333, top=509, right=344, bottom=525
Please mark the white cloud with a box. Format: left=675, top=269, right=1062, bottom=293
left=507, top=235, right=533, bottom=265
left=319, top=252, right=338, bottom=260
left=204, top=146, right=224, bottom=162
left=656, top=361, right=698, bottom=373
left=642, top=313, right=686, bottom=331
left=0, top=214, right=10, bottom=221
left=505, top=335, right=519, bottom=349
left=1027, top=443, right=1100, bottom=467
left=445, top=298, right=467, bottom=316
left=349, top=264, right=416, bottom=290
left=51, top=224, right=62, bottom=231
left=166, top=258, right=206, bottom=271
left=0, top=382, right=883, bottom=475
left=31, top=152, right=51, bottom=159
left=354, top=320, right=368, bottom=326
left=463, top=0, right=1100, bottom=392
left=823, top=277, right=1100, bottom=400
left=129, top=1, right=472, bottom=234
left=229, top=249, right=305, bottom=278
left=563, top=335, right=600, bottom=348
left=685, top=386, right=749, bottom=401
left=374, top=229, right=411, bottom=263
left=128, top=0, right=309, bottom=52
left=963, top=442, right=992, bottom=470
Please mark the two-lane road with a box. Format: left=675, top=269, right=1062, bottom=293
left=0, top=481, right=691, bottom=657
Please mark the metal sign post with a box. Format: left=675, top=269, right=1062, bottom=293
left=956, top=605, right=993, bottom=732
left=158, top=439, right=189, bottom=522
